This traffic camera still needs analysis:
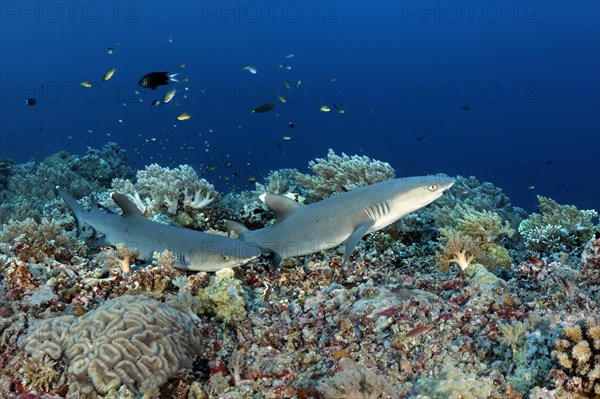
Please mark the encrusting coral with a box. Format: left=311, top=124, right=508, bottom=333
left=295, top=149, right=395, bottom=201
left=18, top=294, right=204, bottom=397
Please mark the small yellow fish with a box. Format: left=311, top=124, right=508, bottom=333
left=180, top=78, right=190, bottom=83
left=277, top=96, right=286, bottom=103
left=163, top=89, right=177, bottom=103
left=178, top=63, right=186, bottom=68
left=177, top=112, right=191, bottom=121
left=527, top=185, right=536, bottom=190
left=296, top=80, right=301, bottom=88
left=283, top=81, right=291, bottom=89
left=247, top=176, right=257, bottom=183
left=337, top=109, right=345, bottom=114
left=320, top=105, right=331, bottom=112
left=80, top=81, right=93, bottom=88
left=282, top=135, right=292, bottom=140
left=103, top=68, right=116, bottom=81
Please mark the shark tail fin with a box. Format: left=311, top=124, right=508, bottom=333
left=56, top=186, right=85, bottom=236
left=225, top=220, right=250, bottom=240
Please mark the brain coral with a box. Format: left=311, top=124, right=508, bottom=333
left=18, top=295, right=203, bottom=398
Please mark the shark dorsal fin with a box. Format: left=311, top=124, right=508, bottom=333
left=259, top=193, right=302, bottom=223
left=110, top=192, right=146, bottom=218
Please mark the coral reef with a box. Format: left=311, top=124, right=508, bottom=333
left=0, top=143, right=132, bottom=223
left=112, top=163, right=217, bottom=216
left=435, top=203, right=514, bottom=273
left=413, top=366, right=499, bottom=398
left=519, top=195, right=598, bottom=254
left=18, top=295, right=204, bottom=397
left=317, top=357, right=392, bottom=398
left=196, top=268, right=247, bottom=321
left=552, top=317, right=600, bottom=397
left=0, top=151, right=598, bottom=399
left=296, top=149, right=395, bottom=201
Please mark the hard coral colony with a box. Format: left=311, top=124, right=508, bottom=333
left=0, top=146, right=598, bottom=399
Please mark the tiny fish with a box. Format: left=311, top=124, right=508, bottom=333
left=139, top=71, right=180, bottom=90
left=288, top=121, right=294, bottom=129
left=25, top=98, right=37, bottom=106
left=178, top=63, right=186, bottom=68
left=103, top=67, right=116, bottom=81
left=337, top=109, right=345, bottom=114
left=295, top=80, right=301, bottom=88
left=282, top=135, right=291, bottom=140
left=163, top=89, right=177, bottom=103
left=405, top=325, right=432, bottom=338
left=80, top=81, right=93, bottom=88
left=320, top=105, right=331, bottom=112
left=106, top=47, right=115, bottom=54
left=278, top=64, right=292, bottom=70
left=527, top=185, right=536, bottom=190
left=277, top=96, right=286, bottom=103
left=151, top=99, right=161, bottom=107
left=247, top=176, right=256, bottom=183
left=284, top=53, right=294, bottom=58
left=461, top=105, right=470, bottom=111
left=283, top=81, right=291, bottom=89
left=177, top=112, right=191, bottom=121
left=528, top=256, right=542, bottom=265
left=242, top=65, right=257, bottom=74
left=251, top=103, right=275, bottom=113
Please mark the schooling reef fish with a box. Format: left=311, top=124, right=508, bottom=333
left=58, top=188, right=261, bottom=271
left=139, top=71, right=180, bottom=90
left=227, top=175, right=454, bottom=268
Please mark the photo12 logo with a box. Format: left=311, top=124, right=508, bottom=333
left=399, top=1, right=540, bottom=24
left=1, top=1, right=140, bottom=24
left=199, top=1, right=340, bottom=24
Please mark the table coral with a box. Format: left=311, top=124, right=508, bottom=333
left=18, top=294, right=203, bottom=398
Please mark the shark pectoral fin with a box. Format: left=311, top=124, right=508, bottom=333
left=225, top=220, right=250, bottom=240
left=110, top=192, right=146, bottom=218
left=272, top=253, right=283, bottom=270
left=342, top=222, right=374, bottom=267
left=259, top=193, right=301, bottom=223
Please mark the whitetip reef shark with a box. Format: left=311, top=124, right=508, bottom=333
left=227, top=175, right=455, bottom=267
left=57, top=187, right=262, bottom=272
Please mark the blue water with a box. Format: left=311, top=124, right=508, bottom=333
left=1, top=1, right=598, bottom=211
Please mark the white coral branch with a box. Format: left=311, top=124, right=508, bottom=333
left=184, top=187, right=216, bottom=209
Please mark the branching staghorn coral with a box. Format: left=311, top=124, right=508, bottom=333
left=112, top=163, right=217, bottom=215
left=296, top=149, right=395, bottom=201
left=18, top=294, right=203, bottom=398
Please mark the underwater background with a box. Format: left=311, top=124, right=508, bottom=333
left=1, top=1, right=598, bottom=211
left=1, top=2, right=600, bottom=399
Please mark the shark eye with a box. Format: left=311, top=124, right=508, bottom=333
left=222, top=255, right=231, bottom=262
left=428, top=184, right=438, bottom=191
